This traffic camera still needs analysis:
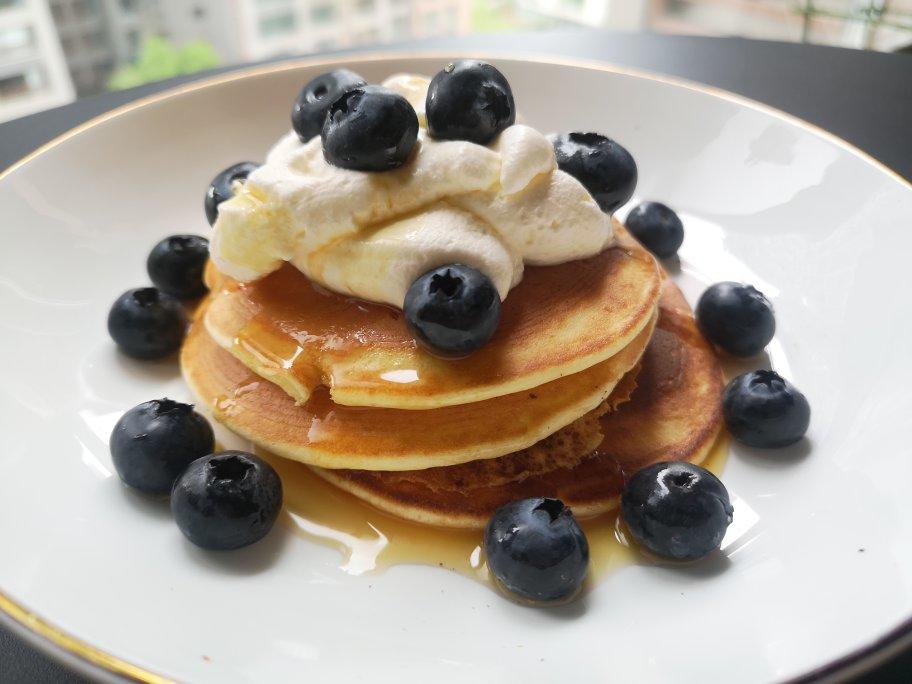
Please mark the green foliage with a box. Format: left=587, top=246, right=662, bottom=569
left=108, top=37, right=220, bottom=90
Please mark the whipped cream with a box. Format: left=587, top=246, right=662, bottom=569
left=210, top=74, right=613, bottom=308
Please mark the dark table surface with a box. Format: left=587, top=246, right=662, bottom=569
left=1, top=30, right=910, bottom=684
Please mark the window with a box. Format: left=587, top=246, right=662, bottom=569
left=0, top=74, right=28, bottom=99
left=259, top=11, right=296, bottom=36
left=0, top=26, right=35, bottom=58
left=311, top=4, right=334, bottom=24
left=0, top=0, right=24, bottom=9
left=84, top=30, right=107, bottom=49
left=0, top=64, right=46, bottom=98
left=127, top=29, right=141, bottom=54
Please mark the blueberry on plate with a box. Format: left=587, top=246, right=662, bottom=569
left=696, top=282, right=775, bottom=357
left=147, top=234, right=209, bottom=300
left=204, top=161, right=258, bottom=226
left=321, top=85, right=419, bottom=172
left=724, top=370, right=810, bottom=448
left=621, top=462, right=733, bottom=561
left=426, top=60, right=515, bottom=145
left=110, top=399, right=214, bottom=495
left=484, top=497, right=589, bottom=602
left=404, top=263, right=501, bottom=358
left=171, top=451, right=283, bottom=550
left=625, top=201, right=685, bottom=259
left=107, top=287, right=186, bottom=359
left=292, top=68, right=366, bottom=142
left=550, top=132, right=637, bottom=214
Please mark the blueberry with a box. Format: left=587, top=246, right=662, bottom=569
left=321, top=85, right=419, bottom=172
left=696, top=282, right=775, bottom=357
left=626, top=201, right=684, bottom=259
left=147, top=235, right=209, bottom=300
left=484, top=497, right=589, bottom=602
left=621, top=462, right=733, bottom=561
left=292, top=68, right=366, bottom=142
left=426, top=60, right=515, bottom=145
left=171, top=451, right=283, bottom=550
left=110, top=399, right=214, bottom=495
left=204, top=161, right=258, bottom=226
left=723, top=370, right=810, bottom=448
left=550, top=132, right=637, bottom=213
left=404, top=263, right=501, bottom=358
left=107, top=287, right=186, bottom=359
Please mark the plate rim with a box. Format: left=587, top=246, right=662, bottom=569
left=2, top=49, right=909, bottom=684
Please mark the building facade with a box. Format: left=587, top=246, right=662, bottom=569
left=48, top=0, right=152, bottom=95
left=0, top=0, right=74, bottom=123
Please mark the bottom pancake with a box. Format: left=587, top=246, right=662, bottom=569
left=312, top=280, right=725, bottom=528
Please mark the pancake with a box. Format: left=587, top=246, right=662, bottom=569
left=182, top=306, right=656, bottom=471
left=203, top=221, right=661, bottom=410
left=312, top=280, right=726, bottom=527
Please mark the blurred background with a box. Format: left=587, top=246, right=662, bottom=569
left=1, top=0, right=910, bottom=123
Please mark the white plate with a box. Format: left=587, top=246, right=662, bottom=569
left=1, top=53, right=911, bottom=684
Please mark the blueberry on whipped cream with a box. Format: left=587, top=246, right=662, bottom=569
left=292, top=68, right=366, bottom=142
left=321, top=85, right=419, bottom=171
left=426, top=60, right=515, bottom=145
left=209, top=66, right=618, bottom=357
left=404, top=263, right=501, bottom=358
left=551, top=132, right=638, bottom=214
left=204, top=161, right=258, bottom=226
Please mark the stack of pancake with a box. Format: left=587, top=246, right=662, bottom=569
left=181, top=219, right=725, bottom=528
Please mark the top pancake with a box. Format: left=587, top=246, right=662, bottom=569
left=203, top=221, right=661, bottom=410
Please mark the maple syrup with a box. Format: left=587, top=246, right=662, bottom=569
left=257, top=437, right=728, bottom=594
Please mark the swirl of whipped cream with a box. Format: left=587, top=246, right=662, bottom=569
left=210, top=74, right=613, bottom=308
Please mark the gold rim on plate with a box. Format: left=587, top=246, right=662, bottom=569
left=1, top=50, right=909, bottom=684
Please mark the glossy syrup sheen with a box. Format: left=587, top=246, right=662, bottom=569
left=258, top=438, right=729, bottom=593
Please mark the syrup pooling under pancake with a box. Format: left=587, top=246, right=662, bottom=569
left=203, top=222, right=661, bottom=409
left=182, top=306, right=656, bottom=471
left=313, top=280, right=725, bottom=527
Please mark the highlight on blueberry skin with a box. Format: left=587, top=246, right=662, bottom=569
left=321, top=85, right=419, bottom=172
left=696, top=282, right=776, bottom=357
left=621, top=462, right=733, bottom=561
left=426, top=60, right=515, bottom=145
left=484, top=497, right=590, bottom=602
left=107, top=287, right=186, bottom=360
left=147, top=235, right=209, bottom=300
left=625, top=201, right=685, bottom=259
left=291, top=68, right=366, bottom=142
left=171, top=451, right=283, bottom=551
left=404, top=263, right=501, bottom=358
left=204, top=161, right=259, bottom=226
left=723, top=370, right=810, bottom=448
left=110, top=399, right=214, bottom=496
left=550, top=132, right=637, bottom=214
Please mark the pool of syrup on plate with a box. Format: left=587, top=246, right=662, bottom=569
left=256, top=438, right=729, bottom=591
